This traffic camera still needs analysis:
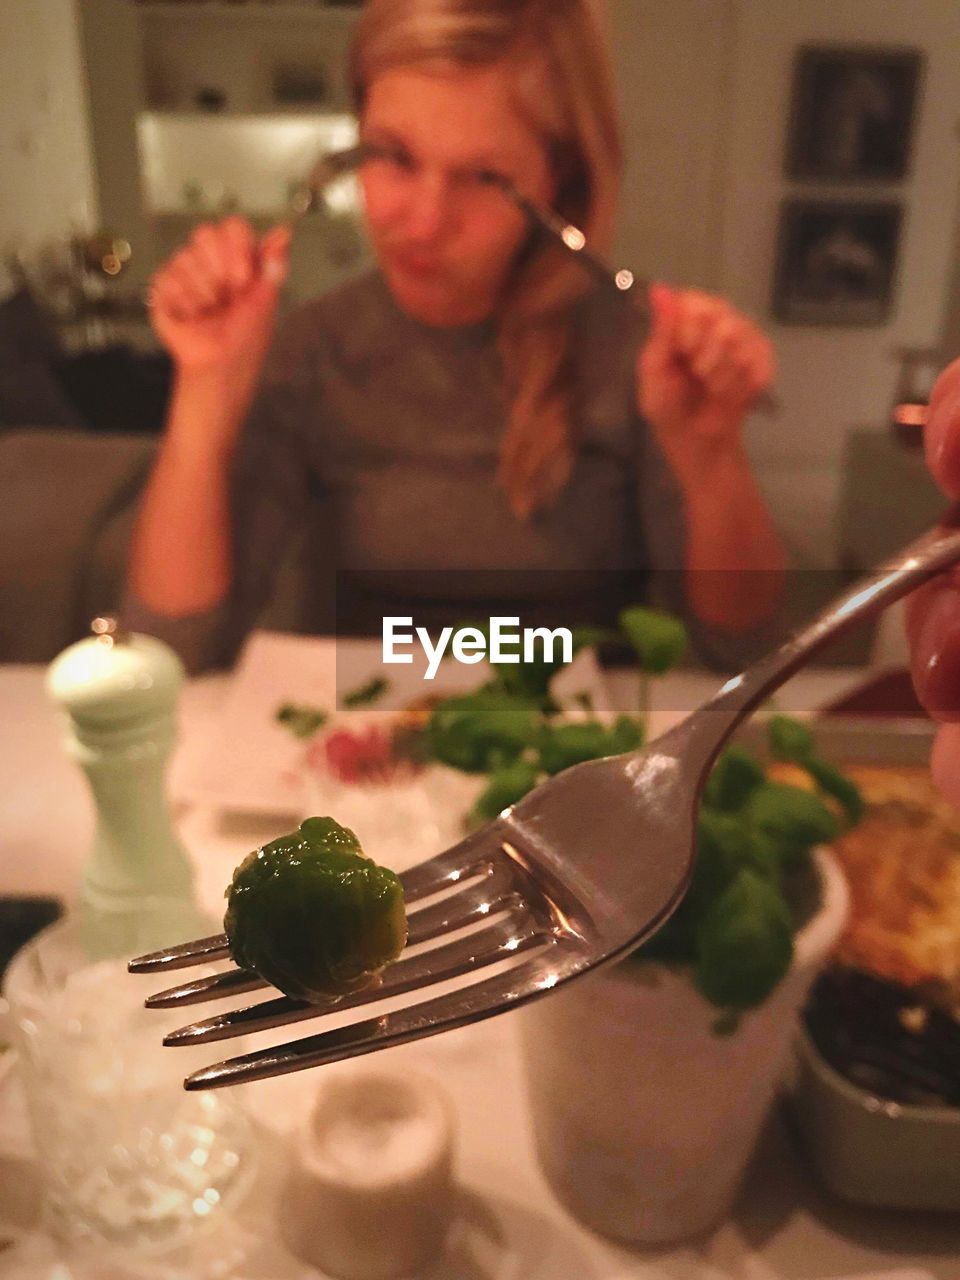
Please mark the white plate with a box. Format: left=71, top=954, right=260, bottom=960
left=177, top=631, right=612, bottom=817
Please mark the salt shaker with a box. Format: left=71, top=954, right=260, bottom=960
left=45, top=617, right=208, bottom=957
left=280, top=1069, right=456, bottom=1280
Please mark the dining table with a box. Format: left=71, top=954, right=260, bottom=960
left=1, top=649, right=959, bottom=1280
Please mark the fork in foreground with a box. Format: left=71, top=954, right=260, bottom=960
left=131, top=517, right=960, bottom=1090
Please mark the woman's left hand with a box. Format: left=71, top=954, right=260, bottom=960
left=637, top=283, right=775, bottom=478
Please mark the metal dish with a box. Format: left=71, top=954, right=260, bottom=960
left=783, top=713, right=959, bottom=1211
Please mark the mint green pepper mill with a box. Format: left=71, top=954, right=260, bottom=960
left=46, top=617, right=208, bottom=957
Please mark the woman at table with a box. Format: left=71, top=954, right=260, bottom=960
left=125, top=0, right=785, bottom=674
left=907, top=355, right=960, bottom=805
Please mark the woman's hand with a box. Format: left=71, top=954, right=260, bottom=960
left=905, top=357, right=960, bottom=805
left=637, top=284, right=775, bottom=482
left=149, top=216, right=291, bottom=382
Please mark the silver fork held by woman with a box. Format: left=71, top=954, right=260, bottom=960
left=130, top=514, right=960, bottom=1090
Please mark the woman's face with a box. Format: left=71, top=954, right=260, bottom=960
left=359, top=61, right=557, bottom=327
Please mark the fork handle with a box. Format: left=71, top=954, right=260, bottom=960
left=679, top=507, right=960, bottom=768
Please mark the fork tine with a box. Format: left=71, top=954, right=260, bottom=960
left=164, top=915, right=545, bottom=1045
left=183, top=943, right=583, bottom=1090
left=128, top=933, right=231, bottom=974
left=145, top=966, right=267, bottom=1009
left=406, top=874, right=519, bottom=946
left=398, top=831, right=498, bottom=902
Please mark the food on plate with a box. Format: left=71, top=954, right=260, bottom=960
left=825, top=767, right=960, bottom=1003
left=342, top=676, right=391, bottom=708
left=803, top=765, right=960, bottom=1107
left=275, top=702, right=329, bottom=739
left=224, top=817, right=407, bottom=1001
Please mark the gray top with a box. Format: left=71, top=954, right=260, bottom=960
left=125, top=269, right=753, bottom=672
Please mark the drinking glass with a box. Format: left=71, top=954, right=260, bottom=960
left=2, top=906, right=258, bottom=1254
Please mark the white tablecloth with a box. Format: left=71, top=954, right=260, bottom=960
left=1, top=661, right=958, bottom=1279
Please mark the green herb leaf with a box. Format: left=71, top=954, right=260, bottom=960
left=275, top=702, right=329, bottom=739
left=537, top=715, right=643, bottom=775
left=342, top=677, right=390, bottom=708
left=696, top=809, right=779, bottom=891
left=426, top=688, right=540, bottom=773
left=694, top=868, right=794, bottom=1010
left=802, top=755, right=865, bottom=826
left=703, top=747, right=765, bottom=811
left=746, top=781, right=839, bottom=871
left=569, top=625, right=619, bottom=654
left=611, top=714, right=644, bottom=753
left=470, top=758, right=541, bottom=825
left=618, top=606, right=687, bottom=675
left=768, top=714, right=814, bottom=763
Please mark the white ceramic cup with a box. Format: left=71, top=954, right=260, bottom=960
left=519, top=850, right=850, bottom=1245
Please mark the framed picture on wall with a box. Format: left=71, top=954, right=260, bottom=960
left=785, top=45, right=924, bottom=181
left=772, top=199, right=903, bottom=326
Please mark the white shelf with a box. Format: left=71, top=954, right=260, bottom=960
left=137, top=112, right=359, bottom=216
left=139, top=108, right=357, bottom=123
left=137, top=2, right=360, bottom=23
left=148, top=208, right=348, bottom=225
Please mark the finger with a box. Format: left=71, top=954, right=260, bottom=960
left=150, top=270, right=206, bottom=322
left=700, top=358, right=756, bottom=407
left=931, top=722, right=960, bottom=806
left=703, top=341, right=774, bottom=407
left=259, top=223, right=293, bottom=285
left=640, top=283, right=681, bottom=373
left=906, top=574, right=960, bottom=720
left=165, top=250, right=223, bottom=310
left=674, top=293, right=720, bottom=357
left=925, top=359, right=960, bottom=498
left=219, top=216, right=257, bottom=293
left=189, top=225, right=232, bottom=303
left=687, top=315, right=743, bottom=382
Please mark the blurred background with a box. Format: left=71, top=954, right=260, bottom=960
left=1, top=0, right=959, bottom=659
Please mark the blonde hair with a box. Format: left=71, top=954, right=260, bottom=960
left=349, top=0, right=623, bottom=518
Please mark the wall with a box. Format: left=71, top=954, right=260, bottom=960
left=608, top=0, right=734, bottom=290
left=75, top=0, right=156, bottom=288
left=723, top=0, right=960, bottom=566
left=609, top=0, right=960, bottom=566
left=0, top=0, right=97, bottom=296
left=76, top=0, right=366, bottom=295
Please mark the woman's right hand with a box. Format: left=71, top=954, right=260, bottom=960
left=149, top=216, right=291, bottom=380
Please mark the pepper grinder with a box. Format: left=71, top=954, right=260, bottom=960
left=46, top=617, right=208, bottom=958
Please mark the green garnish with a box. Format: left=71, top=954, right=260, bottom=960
left=426, top=688, right=540, bottom=773
left=766, top=714, right=864, bottom=824
left=275, top=702, right=329, bottom=739
left=469, top=758, right=541, bottom=825
left=745, top=781, right=840, bottom=871
left=694, top=868, right=794, bottom=1010
left=224, top=817, right=406, bottom=1001
left=349, top=618, right=863, bottom=1027
left=767, top=713, right=816, bottom=762
left=537, top=715, right=642, bottom=775
left=618, top=606, right=687, bottom=674
left=702, top=746, right=765, bottom=812
left=802, top=755, right=864, bottom=825
left=634, top=719, right=860, bottom=1016
left=342, top=677, right=390, bottom=708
